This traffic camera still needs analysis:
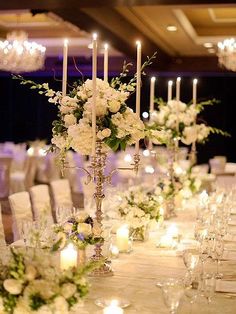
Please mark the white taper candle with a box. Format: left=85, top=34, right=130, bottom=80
left=92, top=33, right=98, bottom=156
left=62, top=39, right=68, bottom=96
left=150, top=77, right=156, bottom=112
left=135, top=40, right=141, bottom=154
left=193, top=78, right=198, bottom=106
left=176, top=77, right=181, bottom=102
left=104, top=43, right=109, bottom=83
left=168, top=80, right=173, bottom=102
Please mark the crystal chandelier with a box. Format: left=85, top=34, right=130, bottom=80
left=0, top=30, right=46, bottom=73
left=218, top=38, right=236, bottom=72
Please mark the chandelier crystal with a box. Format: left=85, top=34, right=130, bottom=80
left=218, top=38, right=236, bottom=72
left=0, top=30, right=46, bottom=73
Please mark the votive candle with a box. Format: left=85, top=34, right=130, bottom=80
left=116, top=225, right=129, bottom=252
left=60, top=243, right=77, bottom=270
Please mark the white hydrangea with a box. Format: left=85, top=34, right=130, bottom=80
left=67, top=121, right=93, bottom=155
left=60, top=96, right=77, bottom=114
left=51, top=134, right=69, bottom=150
left=64, top=114, right=77, bottom=127
left=182, top=125, right=198, bottom=145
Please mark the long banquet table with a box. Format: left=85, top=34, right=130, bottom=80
left=81, top=209, right=236, bottom=314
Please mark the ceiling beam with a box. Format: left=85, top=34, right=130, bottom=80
left=0, top=0, right=236, bottom=11
left=51, top=8, right=171, bottom=70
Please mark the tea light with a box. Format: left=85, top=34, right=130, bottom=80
left=103, top=300, right=124, bottom=314
left=167, top=223, right=179, bottom=238
left=116, top=225, right=129, bottom=252
left=110, top=245, right=119, bottom=258
left=60, top=243, right=77, bottom=270
left=159, top=234, right=174, bottom=248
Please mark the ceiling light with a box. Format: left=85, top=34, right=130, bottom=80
left=208, top=48, right=215, bottom=54
left=166, top=25, right=177, bottom=32
left=0, top=30, right=46, bottom=73
left=218, top=38, right=236, bottom=71
left=204, top=43, right=213, bottom=48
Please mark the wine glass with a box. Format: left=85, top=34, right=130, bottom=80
left=20, top=221, right=31, bottom=246
left=183, top=249, right=200, bottom=276
left=202, top=274, right=216, bottom=304
left=161, top=278, right=184, bottom=314
left=213, top=239, right=224, bottom=279
left=184, top=272, right=201, bottom=305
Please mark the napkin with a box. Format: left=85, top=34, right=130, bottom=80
left=216, top=280, right=236, bottom=293
left=222, top=251, right=236, bottom=261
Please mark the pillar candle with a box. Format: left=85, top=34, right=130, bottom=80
left=167, top=80, right=173, bottom=102
left=104, top=43, right=109, bottom=83
left=62, top=39, right=68, bottom=96
left=193, top=78, right=198, bottom=106
left=135, top=41, right=141, bottom=154
left=116, top=225, right=129, bottom=252
left=92, top=33, right=97, bottom=156
left=60, top=243, right=77, bottom=270
left=176, top=77, right=181, bottom=102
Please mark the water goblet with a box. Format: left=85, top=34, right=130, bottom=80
left=20, top=221, right=30, bottom=246
left=213, top=239, right=224, bottom=279
left=202, top=274, right=216, bottom=305
left=184, top=272, right=201, bottom=305
left=183, top=249, right=200, bottom=276
left=161, top=278, right=184, bottom=314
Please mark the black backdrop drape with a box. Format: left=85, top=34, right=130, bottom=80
left=0, top=73, right=235, bottom=164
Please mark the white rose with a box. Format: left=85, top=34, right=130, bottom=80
left=4, top=279, right=22, bottom=295
left=63, top=222, right=73, bottom=233
left=109, top=99, right=121, bottom=113
left=77, top=223, right=92, bottom=237
left=76, top=211, right=89, bottom=222
left=97, top=130, right=105, bottom=140
left=25, top=265, right=37, bottom=281
left=61, top=283, right=77, bottom=299
left=36, top=305, right=52, bottom=314
left=53, top=296, right=69, bottom=314
left=101, top=128, right=111, bottom=138
left=182, top=126, right=197, bottom=145
left=64, top=114, right=77, bottom=127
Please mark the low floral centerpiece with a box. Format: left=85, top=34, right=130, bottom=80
left=113, top=186, right=163, bottom=241
left=53, top=211, right=103, bottom=251
left=0, top=248, right=99, bottom=314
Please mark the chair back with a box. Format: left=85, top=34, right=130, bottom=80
left=30, top=184, right=53, bottom=223
left=24, top=156, right=39, bottom=190
left=0, top=204, right=6, bottom=246
left=9, top=191, right=33, bottom=241
left=0, top=156, right=12, bottom=198
left=50, top=179, right=73, bottom=212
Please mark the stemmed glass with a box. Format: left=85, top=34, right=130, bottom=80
left=20, top=221, right=31, bottom=246
left=183, top=249, right=200, bottom=277
left=213, top=239, right=224, bottom=279
left=161, top=278, right=184, bottom=314
left=184, top=272, right=201, bottom=307
left=202, top=274, right=216, bottom=305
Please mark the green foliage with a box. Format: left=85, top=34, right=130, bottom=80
left=29, top=293, right=46, bottom=311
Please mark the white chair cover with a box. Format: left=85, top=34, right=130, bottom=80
left=0, top=156, right=12, bottom=198
left=29, top=184, right=54, bottom=224
left=0, top=204, right=6, bottom=246
left=50, top=179, right=73, bottom=213
left=9, top=191, right=33, bottom=241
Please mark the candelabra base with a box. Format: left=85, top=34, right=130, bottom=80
left=89, top=255, right=113, bottom=277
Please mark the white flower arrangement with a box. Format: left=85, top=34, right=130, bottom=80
left=53, top=211, right=103, bottom=251
left=14, top=56, right=156, bottom=164
left=114, top=186, right=163, bottom=240
left=0, top=248, right=99, bottom=313
left=147, top=99, right=228, bottom=147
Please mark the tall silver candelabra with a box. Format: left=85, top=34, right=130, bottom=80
left=76, top=140, right=140, bottom=276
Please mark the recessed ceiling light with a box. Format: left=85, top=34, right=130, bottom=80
left=208, top=48, right=216, bottom=54
left=204, top=43, right=213, bottom=48
left=166, top=25, right=177, bottom=32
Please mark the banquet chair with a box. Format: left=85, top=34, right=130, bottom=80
left=8, top=191, right=33, bottom=241
left=50, top=179, right=73, bottom=220
left=0, top=204, right=6, bottom=246
left=29, top=184, right=54, bottom=224
left=10, top=155, right=39, bottom=193
left=0, top=156, right=12, bottom=198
